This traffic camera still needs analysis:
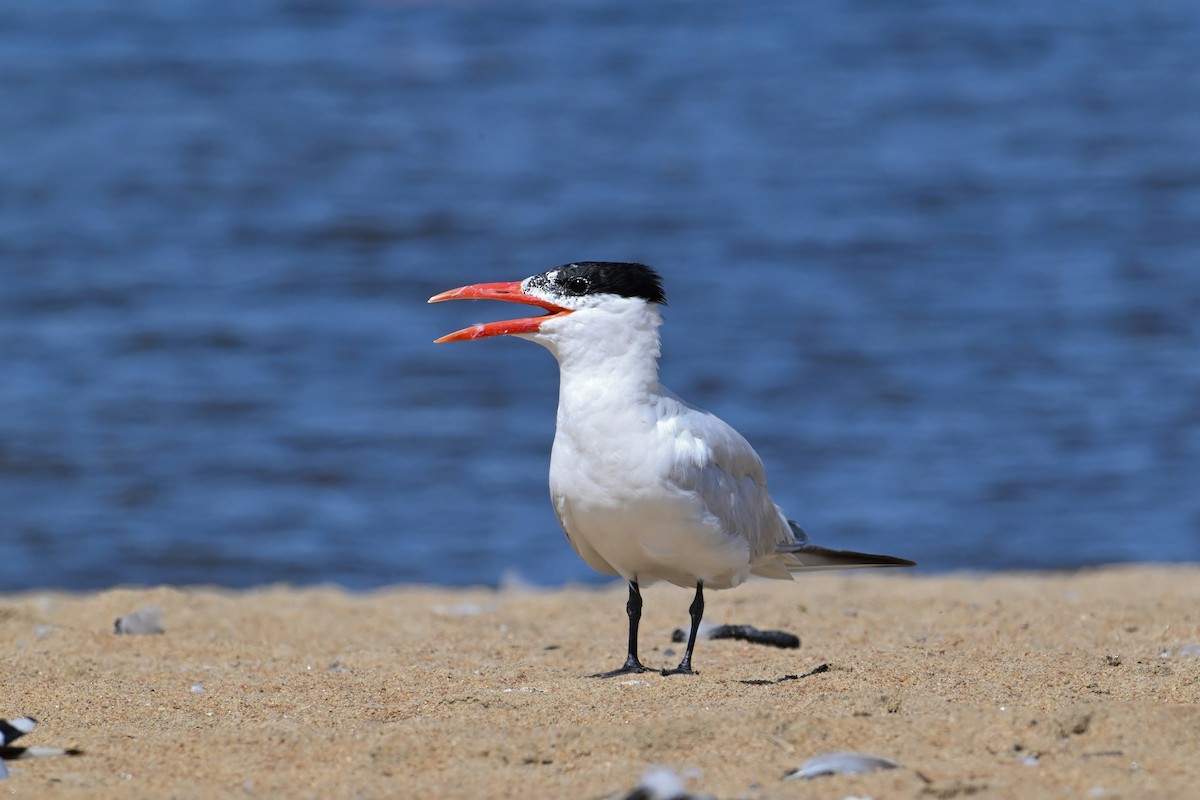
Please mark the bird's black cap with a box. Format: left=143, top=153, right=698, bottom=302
left=536, top=262, right=666, bottom=305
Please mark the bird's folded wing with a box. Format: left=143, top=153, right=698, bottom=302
left=662, top=401, right=783, bottom=560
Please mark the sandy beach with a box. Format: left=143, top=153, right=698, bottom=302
left=2, top=566, right=1198, bottom=798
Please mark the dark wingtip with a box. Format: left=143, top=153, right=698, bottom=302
left=787, top=544, right=917, bottom=569
left=807, top=547, right=916, bottom=567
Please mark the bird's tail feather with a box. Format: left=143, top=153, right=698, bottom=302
left=776, top=521, right=916, bottom=572
left=776, top=544, right=916, bottom=572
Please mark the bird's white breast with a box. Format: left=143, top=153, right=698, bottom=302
left=549, top=389, right=760, bottom=589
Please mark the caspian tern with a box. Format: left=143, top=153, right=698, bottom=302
left=430, top=262, right=915, bottom=677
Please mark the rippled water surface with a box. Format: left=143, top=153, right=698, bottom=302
left=2, top=1, right=1198, bottom=590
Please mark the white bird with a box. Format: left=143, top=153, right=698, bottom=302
left=430, top=262, right=914, bottom=676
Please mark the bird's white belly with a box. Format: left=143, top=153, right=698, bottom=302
left=546, top=386, right=770, bottom=589
left=551, top=476, right=752, bottom=590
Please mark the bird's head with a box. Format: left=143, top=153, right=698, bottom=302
left=429, top=262, right=666, bottom=351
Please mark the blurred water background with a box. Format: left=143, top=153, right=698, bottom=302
left=1, top=0, right=1198, bottom=591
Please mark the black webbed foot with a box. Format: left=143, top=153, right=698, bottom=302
left=590, top=656, right=651, bottom=679
left=660, top=663, right=698, bottom=677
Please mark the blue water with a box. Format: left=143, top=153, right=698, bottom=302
left=1, top=1, right=1198, bottom=591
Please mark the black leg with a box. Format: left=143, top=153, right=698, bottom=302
left=590, top=581, right=650, bottom=678
left=662, top=582, right=704, bottom=676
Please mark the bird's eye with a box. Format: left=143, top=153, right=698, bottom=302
left=565, top=276, right=589, bottom=294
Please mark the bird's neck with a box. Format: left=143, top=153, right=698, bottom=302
left=559, top=341, right=663, bottom=401
left=537, top=305, right=665, bottom=400
left=553, top=330, right=664, bottom=445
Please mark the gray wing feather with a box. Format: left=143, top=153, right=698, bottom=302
left=661, top=396, right=793, bottom=562
left=659, top=393, right=915, bottom=576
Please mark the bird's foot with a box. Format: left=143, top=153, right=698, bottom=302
left=660, top=662, right=698, bottom=677
left=589, top=656, right=650, bottom=679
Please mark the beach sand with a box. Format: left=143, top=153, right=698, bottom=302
left=2, top=566, right=1198, bottom=798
